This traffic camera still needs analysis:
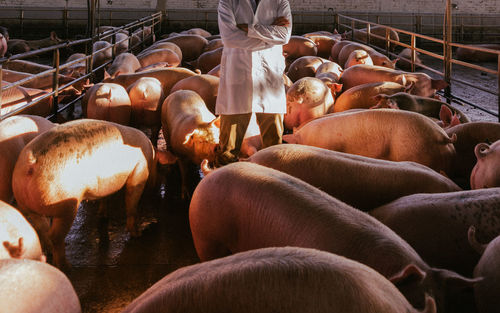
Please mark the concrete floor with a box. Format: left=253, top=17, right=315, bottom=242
left=65, top=166, right=201, bottom=313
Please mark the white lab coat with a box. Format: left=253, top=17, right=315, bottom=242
left=216, top=0, right=292, bottom=115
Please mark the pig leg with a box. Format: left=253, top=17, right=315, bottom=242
left=48, top=201, right=79, bottom=269
left=124, top=162, right=150, bottom=237
left=177, top=158, right=192, bottom=200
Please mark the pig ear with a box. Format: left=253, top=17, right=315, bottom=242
left=389, top=264, right=426, bottom=286
left=474, top=143, right=490, bottom=159
left=431, top=79, right=448, bottom=91
left=439, top=105, right=453, bottom=127
left=403, top=81, right=415, bottom=93
left=210, top=116, right=220, bottom=128
left=392, top=58, right=399, bottom=65
left=282, top=133, right=297, bottom=144
left=104, top=70, right=111, bottom=80
left=183, top=129, right=199, bottom=146
left=467, top=225, right=487, bottom=255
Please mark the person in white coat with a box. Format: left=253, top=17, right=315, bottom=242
left=214, top=0, right=292, bottom=166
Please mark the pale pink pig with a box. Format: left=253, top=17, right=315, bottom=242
left=333, top=81, right=407, bottom=112
left=283, top=109, right=457, bottom=175
left=143, top=42, right=183, bottom=61
left=371, top=188, right=500, bottom=277
left=0, top=200, right=45, bottom=261
left=170, top=74, right=219, bottom=114
left=121, top=247, right=436, bottom=313
left=286, top=56, right=328, bottom=82
left=107, top=52, right=141, bottom=77
left=137, top=48, right=181, bottom=68
left=247, top=144, right=460, bottom=211
left=283, top=35, right=318, bottom=60
left=157, top=34, right=208, bottom=62
left=191, top=162, right=477, bottom=313
left=340, top=64, right=448, bottom=97
left=284, top=77, right=334, bottom=130
left=344, top=49, right=373, bottom=68
left=0, top=258, right=81, bottom=313
left=0, top=115, right=55, bottom=203
left=12, top=119, right=158, bottom=268
left=85, top=82, right=132, bottom=125
left=338, top=42, right=395, bottom=69
left=302, top=34, right=339, bottom=59
left=470, top=140, right=500, bottom=189
left=330, top=40, right=355, bottom=63
left=314, top=60, right=343, bottom=83
left=189, top=46, right=223, bottom=74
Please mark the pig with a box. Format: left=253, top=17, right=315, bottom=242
left=338, top=42, right=395, bottom=69
left=314, top=60, right=343, bottom=83
left=2, top=69, right=74, bottom=91
left=157, top=34, right=208, bottom=62
left=190, top=162, right=478, bottom=313
left=102, top=67, right=197, bottom=95
left=344, top=26, right=400, bottom=51
left=135, top=62, right=171, bottom=72
left=283, top=109, right=457, bottom=175
left=333, top=81, right=407, bottom=112
left=371, top=92, right=470, bottom=124
left=0, top=115, right=56, bottom=203
left=284, top=77, right=335, bottom=130
left=137, top=48, right=181, bottom=68
left=1, top=200, right=45, bottom=261
left=12, top=119, right=157, bottom=268
left=189, top=46, right=223, bottom=74
left=397, top=48, right=423, bottom=71
left=127, top=77, right=165, bottom=146
left=0, top=32, right=7, bottom=57
left=84, top=83, right=132, bottom=125
left=106, top=52, right=142, bottom=78
left=0, top=81, right=53, bottom=117
left=0, top=259, right=81, bottom=313
left=470, top=140, right=500, bottom=189
left=170, top=74, right=219, bottom=115
left=61, top=53, right=87, bottom=78
left=446, top=122, right=500, bottom=187
left=468, top=228, right=500, bottom=313
left=4, top=59, right=53, bottom=74
left=371, top=188, right=500, bottom=277
left=239, top=113, right=262, bottom=158
left=340, top=64, right=448, bottom=97
left=161, top=90, right=219, bottom=198
left=302, top=34, right=338, bottom=59
left=203, top=38, right=223, bottom=53
left=121, top=247, right=436, bottom=313
left=180, top=27, right=212, bottom=38
left=344, top=49, right=374, bottom=68
left=286, top=56, right=328, bottom=82
left=283, top=35, right=318, bottom=60
left=330, top=40, right=356, bottom=63
left=456, top=44, right=500, bottom=62
left=92, top=40, right=113, bottom=81
left=144, top=42, right=183, bottom=61
left=246, top=144, right=461, bottom=211
left=130, top=26, right=155, bottom=51
left=7, top=31, right=62, bottom=55
left=104, top=32, right=129, bottom=55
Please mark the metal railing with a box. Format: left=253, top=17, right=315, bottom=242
left=0, top=11, right=162, bottom=122
left=335, top=13, right=500, bottom=122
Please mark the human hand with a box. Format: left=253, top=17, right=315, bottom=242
left=272, top=16, right=290, bottom=27
left=237, top=23, right=249, bottom=33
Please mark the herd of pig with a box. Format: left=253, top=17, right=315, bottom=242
left=1, top=23, right=500, bottom=313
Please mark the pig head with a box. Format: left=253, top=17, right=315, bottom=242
left=470, top=140, right=500, bottom=189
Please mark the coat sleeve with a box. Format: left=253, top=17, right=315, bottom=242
left=218, top=0, right=269, bottom=50
left=247, top=0, right=292, bottom=45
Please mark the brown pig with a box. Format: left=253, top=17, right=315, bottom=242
left=84, top=83, right=132, bottom=125
left=445, top=122, right=500, bottom=187
left=284, top=77, right=334, bottom=130
left=470, top=140, right=500, bottom=189
left=106, top=52, right=141, bottom=77
left=2, top=69, right=74, bottom=91
left=283, top=35, right=318, bottom=60
left=12, top=119, right=157, bottom=268
left=330, top=40, right=355, bottom=63
left=189, top=46, right=223, bottom=74
left=0, top=200, right=45, bottom=261
left=4, top=59, right=53, bottom=74
left=302, top=34, right=338, bottom=59
left=0, top=259, right=81, bottom=313
left=371, top=92, right=470, bottom=124
left=286, top=56, right=328, bottom=82
left=102, top=67, right=197, bottom=95
left=170, top=74, right=219, bottom=114
left=190, top=162, right=477, bottom=313
left=0, top=81, right=53, bottom=117
left=127, top=77, right=165, bottom=146
left=333, top=82, right=407, bottom=112
left=144, top=42, right=183, bottom=61
left=456, top=44, right=500, bottom=62
left=397, top=48, right=423, bottom=71
left=203, top=38, right=223, bottom=53
left=161, top=90, right=219, bottom=198
left=247, top=144, right=460, bottom=211
left=137, top=48, right=181, bottom=68
left=340, top=64, right=448, bottom=97
left=121, top=247, right=436, bottom=313
left=0, top=115, right=55, bottom=203
left=180, top=27, right=212, bottom=38
left=283, top=109, right=457, bottom=175
left=338, top=42, right=395, bottom=69
left=157, top=34, right=208, bottom=62
left=344, top=49, right=373, bottom=68
left=469, top=228, right=500, bottom=313
left=371, top=188, right=500, bottom=277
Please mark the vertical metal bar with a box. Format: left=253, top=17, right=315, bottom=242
left=385, top=27, right=390, bottom=55
left=366, top=23, right=371, bottom=45
left=498, top=54, right=500, bottom=122
left=350, top=20, right=355, bottom=40
left=52, top=48, right=60, bottom=116
left=64, top=8, right=69, bottom=39
left=415, top=15, right=422, bottom=47
left=20, top=9, right=25, bottom=37
left=141, top=23, right=146, bottom=50
left=334, top=13, right=339, bottom=33
left=0, top=64, right=3, bottom=116
left=410, top=34, right=416, bottom=72
left=444, top=0, right=452, bottom=104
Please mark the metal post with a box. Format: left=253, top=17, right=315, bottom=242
left=350, top=20, right=355, bottom=40
left=444, top=0, right=452, bottom=104
left=385, top=27, right=390, bottom=55
left=0, top=64, right=3, bottom=115
left=498, top=55, right=500, bottom=122
left=52, top=48, right=60, bottom=116
left=366, top=23, right=371, bottom=45
left=410, top=34, right=416, bottom=72
left=334, top=13, right=339, bottom=33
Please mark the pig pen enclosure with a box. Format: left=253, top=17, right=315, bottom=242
left=0, top=5, right=500, bottom=313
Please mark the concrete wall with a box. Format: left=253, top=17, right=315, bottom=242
left=1, top=0, right=500, bottom=15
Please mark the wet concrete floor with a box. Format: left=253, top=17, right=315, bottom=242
left=64, top=166, right=202, bottom=312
